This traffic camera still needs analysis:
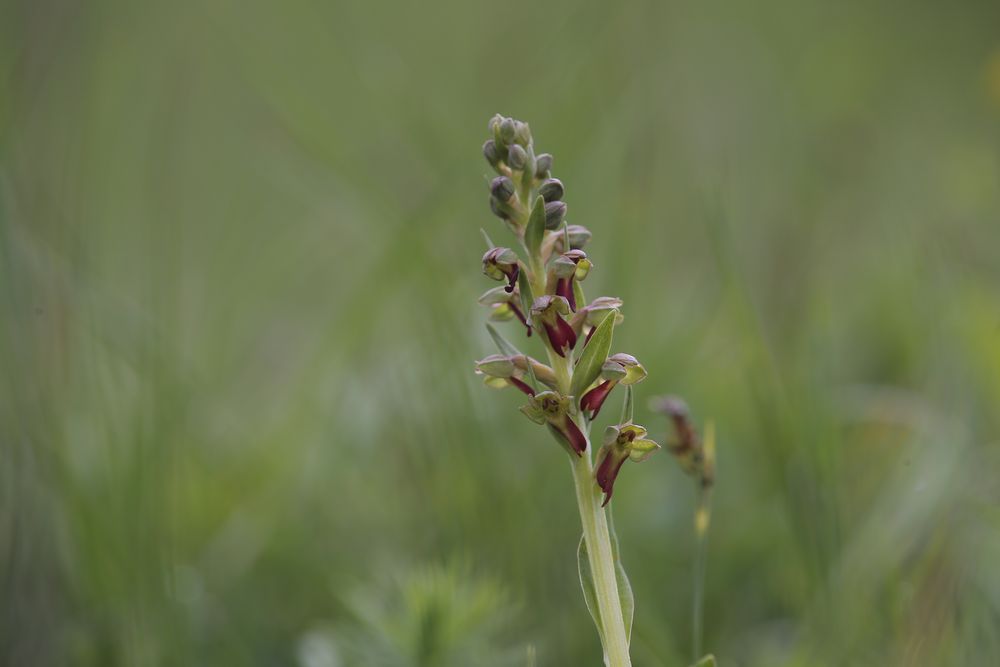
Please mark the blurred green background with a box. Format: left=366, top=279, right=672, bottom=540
left=3, top=0, right=1000, bottom=665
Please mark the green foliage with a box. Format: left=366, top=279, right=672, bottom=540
left=570, top=310, right=616, bottom=400
left=2, top=0, right=1000, bottom=665
left=335, top=564, right=523, bottom=667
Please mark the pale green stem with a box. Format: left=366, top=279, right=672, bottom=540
left=571, top=437, right=632, bottom=667
left=550, top=359, right=631, bottom=666
left=692, top=486, right=710, bottom=661
left=693, top=521, right=706, bottom=661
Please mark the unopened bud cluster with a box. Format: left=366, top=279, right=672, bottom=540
left=475, top=114, right=661, bottom=504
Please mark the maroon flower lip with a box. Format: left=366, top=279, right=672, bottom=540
left=595, top=450, right=628, bottom=506
left=507, top=376, right=535, bottom=397
left=561, top=417, right=587, bottom=456
left=503, top=262, right=519, bottom=293
left=580, top=380, right=615, bottom=419
left=543, top=315, right=578, bottom=357
left=555, top=277, right=576, bottom=311
left=531, top=295, right=577, bottom=357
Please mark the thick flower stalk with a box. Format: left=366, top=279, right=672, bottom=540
left=474, top=114, right=662, bottom=666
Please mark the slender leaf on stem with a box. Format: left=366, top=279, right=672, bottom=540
left=690, top=656, right=717, bottom=667
left=524, top=196, right=546, bottom=258
left=577, top=535, right=607, bottom=652
left=486, top=323, right=523, bottom=357
left=607, top=508, right=634, bottom=644
left=570, top=310, right=615, bottom=400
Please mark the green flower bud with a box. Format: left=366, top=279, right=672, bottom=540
left=513, top=120, right=532, bottom=146
left=544, top=201, right=567, bottom=230
left=499, top=117, right=516, bottom=144
left=551, top=225, right=592, bottom=253
left=535, top=153, right=553, bottom=178
left=483, top=140, right=500, bottom=168
left=489, top=196, right=507, bottom=220
left=507, top=144, right=528, bottom=170
left=538, top=178, right=564, bottom=202
left=566, top=224, right=591, bottom=249
left=490, top=176, right=515, bottom=202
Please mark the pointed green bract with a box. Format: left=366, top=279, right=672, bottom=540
left=691, top=656, right=717, bottom=667
left=524, top=195, right=546, bottom=258
left=573, top=277, right=586, bottom=313
left=517, top=270, right=534, bottom=331
left=486, top=323, right=523, bottom=358
left=620, top=385, right=634, bottom=425
left=570, top=310, right=616, bottom=401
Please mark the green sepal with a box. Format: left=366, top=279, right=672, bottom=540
left=573, top=279, right=586, bottom=314
left=478, top=285, right=511, bottom=306
left=525, top=195, right=546, bottom=258
left=550, top=254, right=578, bottom=278
left=476, top=354, right=515, bottom=377
left=488, top=303, right=515, bottom=322
left=570, top=310, right=616, bottom=401
left=601, top=360, right=628, bottom=382
left=483, top=376, right=508, bottom=389
left=691, top=656, right=717, bottom=667
left=628, top=438, right=660, bottom=462
left=519, top=403, right=546, bottom=425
